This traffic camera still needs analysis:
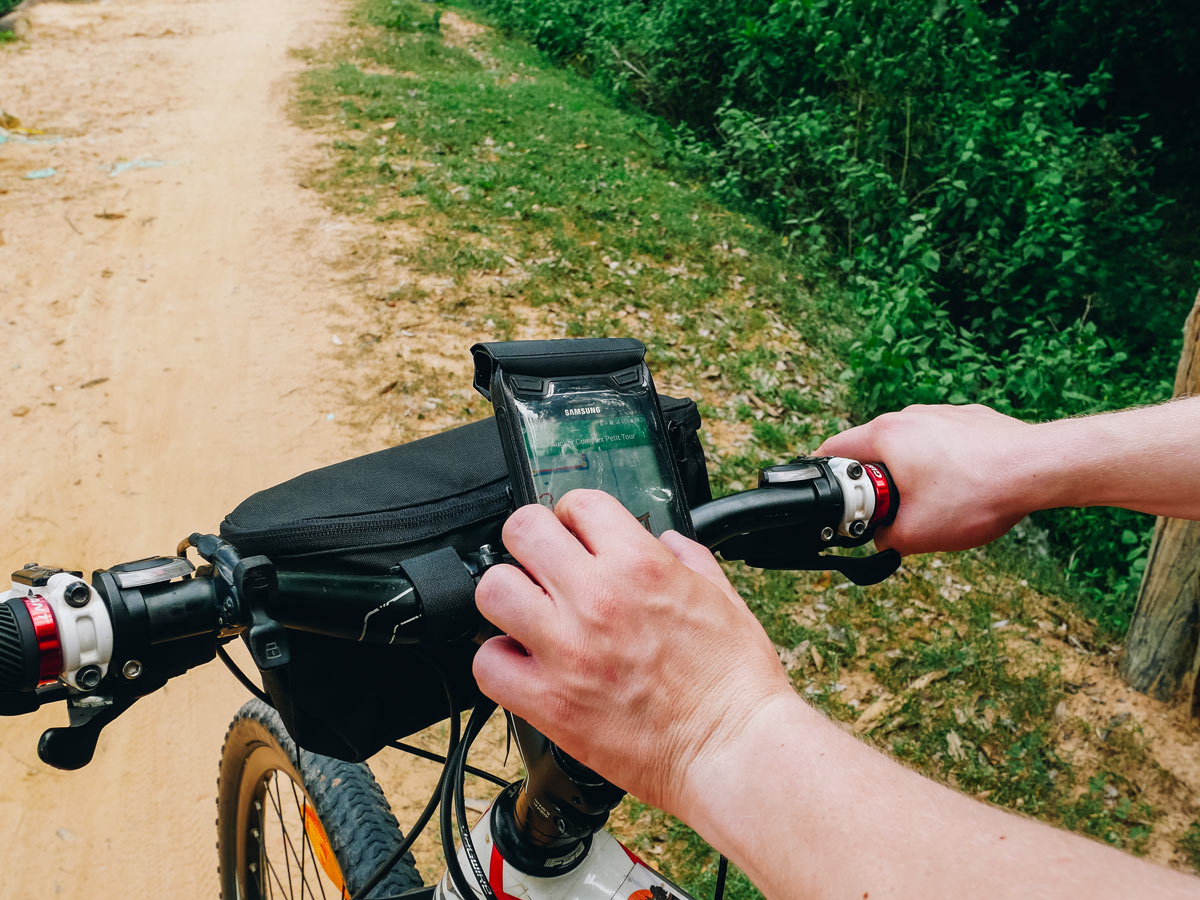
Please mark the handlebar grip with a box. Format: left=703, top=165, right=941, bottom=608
left=0, top=598, right=45, bottom=694
left=691, top=488, right=831, bottom=550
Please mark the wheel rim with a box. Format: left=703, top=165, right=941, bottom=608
left=236, top=744, right=350, bottom=900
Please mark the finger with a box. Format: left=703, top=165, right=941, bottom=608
left=815, top=421, right=878, bottom=459
left=501, top=502, right=594, bottom=594
left=475, top=563, right=556, bottom=649
left=871, top=523, right=897, bottom=553
left=659, top=530, right=737, bottom=599
left=554, top=489, right=662, bottom=558
left=473, top=635, right=542, bottom=711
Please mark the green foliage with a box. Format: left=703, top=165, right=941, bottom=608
left=471, top=0, right=1196, bottom=628
left=1061, top=772, right=1154, bottom=853
left=300, top=0, right=843, bottom=476
left=0, top=0, right=18, bottom=17
left=1180, top=820, right=1200, bottom=872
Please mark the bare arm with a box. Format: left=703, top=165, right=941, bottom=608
left=690, top=694, right=1194, bottom=900
left=815, top=398, right=1200, bottom=555
left=472, top=493, right=1196, bottom=900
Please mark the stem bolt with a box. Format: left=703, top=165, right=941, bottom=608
left=820, top=526, right=835, bottom=542
left=846, top=462, right=864, bottom=479
left=849, top=520, right=867, bottom=537
left=122, top=659, right=143, bottom=680
left=64, top=581, right=90, bottom=608
left=77, top=665, right=102, bottom=691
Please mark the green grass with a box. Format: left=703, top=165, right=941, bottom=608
left=295, top=2, right=1184, bottom=891
left=297, top=0, right=855, bottom=480
left=1180, top=821, right=1200, bottom=872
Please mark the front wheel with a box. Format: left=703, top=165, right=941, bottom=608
left=217, top=698, right=423, bottom=899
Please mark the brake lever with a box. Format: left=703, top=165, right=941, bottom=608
left=38, top=692, right=140, bottom=770
left=721, top=535, right=901, bottom=585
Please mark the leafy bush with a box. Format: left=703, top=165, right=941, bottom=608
left=0, top=0, right=20, bottom=17
left=473, top=0, right=1195, bottom=627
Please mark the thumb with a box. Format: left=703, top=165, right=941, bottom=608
left=815, top=420, right=878, bottom=459
left=660, top=531, right=742, bottom=605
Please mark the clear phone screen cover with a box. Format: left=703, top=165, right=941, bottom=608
left=513, top=385, right=684, bottom=536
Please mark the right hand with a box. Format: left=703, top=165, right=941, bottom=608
left=472, top=491, right=794, bottom=820
left=817, top=403, right=1037, bottom=556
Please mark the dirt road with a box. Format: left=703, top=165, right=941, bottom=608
left=0, top=0, right=384, bottom=894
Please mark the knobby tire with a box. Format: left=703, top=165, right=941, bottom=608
left=217, top=699, right=424, bottom=899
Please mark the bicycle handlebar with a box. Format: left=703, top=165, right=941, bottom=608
left=0, top=453, right=897, bottom=769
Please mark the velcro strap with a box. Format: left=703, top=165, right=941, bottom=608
left=399, top=547, right=478, bottom=643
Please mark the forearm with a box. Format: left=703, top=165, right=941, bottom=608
left=1020, top=397, right=1200, bottom=520
left=682, top=695, right=1195, bottom=900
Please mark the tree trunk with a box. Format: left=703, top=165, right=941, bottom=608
left=1120, top=290, right=1200, bottom=703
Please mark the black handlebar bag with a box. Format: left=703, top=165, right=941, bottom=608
left=220, top=399, right=709, bottom=761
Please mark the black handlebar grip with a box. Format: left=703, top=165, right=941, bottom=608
left=0, top=598, right=44, bottom=694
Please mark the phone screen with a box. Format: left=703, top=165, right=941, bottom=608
left=510, top=384, right=686, bottom=537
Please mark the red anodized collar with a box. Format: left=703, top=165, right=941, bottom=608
left=864, top=463, right=892, bottom=526
left=22, top=595, right=62, bottom=685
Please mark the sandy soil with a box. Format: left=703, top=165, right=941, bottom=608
left=0, top=0, right=408, bottom=894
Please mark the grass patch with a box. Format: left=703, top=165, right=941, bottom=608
left=1180, top=821, right=1200, bottom=872
left=297, top=0, right=854, bottom=472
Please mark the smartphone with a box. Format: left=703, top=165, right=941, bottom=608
left=472, top=339, right=695, bottom=539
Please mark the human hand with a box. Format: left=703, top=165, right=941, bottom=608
left=817, top=404, right=1037, bottom=555
left=472, top=490, right=793, bottom=820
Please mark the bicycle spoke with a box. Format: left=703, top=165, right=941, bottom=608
left=253, top=799, right=273, bottom=900
left=264, top=844, right=289, bottom=900
left=286, top=779, right=311, bottom=900
left=296, top=799, right=330, bottom=900
left=287, top=780, right=328, bottom=900
left=257, top=768, right=343, bottom=900
left=266, top=774, right=297, bottom=896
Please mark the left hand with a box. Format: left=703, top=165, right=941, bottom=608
left=472, top=490, right=793, bottom=819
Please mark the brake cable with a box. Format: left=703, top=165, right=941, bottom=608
left=441, top=698, right=499, bottom=900
left=387, top=740, right=510, bottom=788
left=215, top=644, right=272, bottom=705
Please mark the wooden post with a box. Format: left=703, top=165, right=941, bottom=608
left=1120, top=290, right=1200, bottom=703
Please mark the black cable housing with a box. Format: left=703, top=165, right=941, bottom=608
left=215, top=644, right=272, bottom=705
left=441, top=699, right=498, bottom=900
left=387, top=740, right=510, bottom=788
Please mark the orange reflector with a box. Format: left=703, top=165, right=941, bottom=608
left=303, top=802, right=349, bottom=899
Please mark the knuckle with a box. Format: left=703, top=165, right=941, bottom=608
left=585, top=586, right=624, bottom=622
left=503, top=503, right=549, bottom=542
left=558, top=488, right=610, bottom=519
left=871, top=411, right=901, bottom=437
left=627, top=548, right=672, bottom=584
left=474, top=566, right=507, bottom=610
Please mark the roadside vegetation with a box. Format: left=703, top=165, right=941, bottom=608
left=469, top=0, right=1200, bottom=637
left=294, top=1, right=1200, bottom=894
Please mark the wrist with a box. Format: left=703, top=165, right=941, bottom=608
left=1021, top=415, right=1119, bottom=512
left=671, top=691, right=820, bottom=848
